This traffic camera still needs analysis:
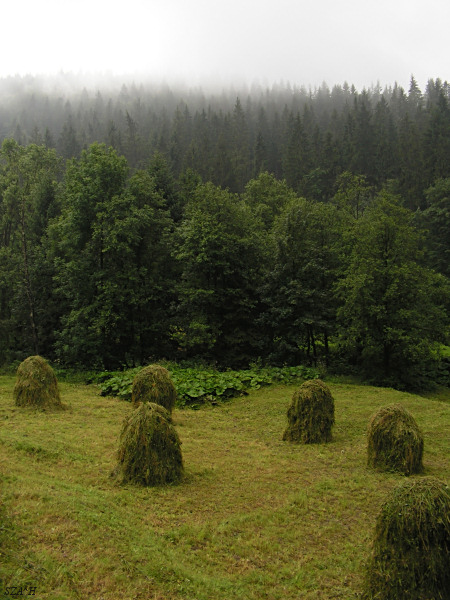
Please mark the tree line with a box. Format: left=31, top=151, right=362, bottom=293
left=1, top=75, right=449, bottom=207
left=0, top=130, right=448, bottom=390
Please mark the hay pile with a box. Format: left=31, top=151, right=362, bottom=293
left=131, top=364, right=177, bottom=412
left=367, top=404, right=424, bottom=475
left=283, top=379, right=335, bottom=443
left=116, top=402, right=183, bottom=486
left=363, top=477, right=450, bottom=600
left=13, top=355, right=62, bottom=409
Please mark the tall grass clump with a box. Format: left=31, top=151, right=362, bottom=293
left=367, top=404, right=424, bottom=475
left=115, top=402, right=183, bottom=486
left=363, top=477, right=450, bottom=600
left=282, top=379, right=335, bottom=443
left=13, top=355, right=62, bottom=409
left=131, top=364, right=177, bottom=412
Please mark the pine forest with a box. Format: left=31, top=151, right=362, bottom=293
left=0, top=74, right=449, bottom=390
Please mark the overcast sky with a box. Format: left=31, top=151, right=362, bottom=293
left=0, top=0, right=448, bottom=90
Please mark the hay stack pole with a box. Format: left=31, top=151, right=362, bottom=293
left=116, top=402, right=183, bottom=486
left=283, top=379, right=335, bottom=444
left=13, top=355, right=62, bottom=409
left=367, top=404, right=424, bottom=475
left=131, top=364, right=177, bottom=412
left=363, top=477, right=450, bottom=599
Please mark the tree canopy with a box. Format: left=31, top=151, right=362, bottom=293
left=0, top=75, right=449, bottom=389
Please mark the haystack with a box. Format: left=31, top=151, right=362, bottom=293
left=131, top=364, right=177, bottom=412
left=13, top=355, right=62, bottom=409
left=363, top=477, right=450, bottom=600
left=282, top=379, right=335, bottom=443
left=116, top=402, right=183, bottom=486
left=367, top=404, right=424, bottom=475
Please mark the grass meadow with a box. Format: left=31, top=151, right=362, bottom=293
left=0, top=375, right=449, bottom=599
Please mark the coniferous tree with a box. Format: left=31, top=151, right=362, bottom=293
left=373, top=96, right=398, bottom=185
left=424, top=92, right=450, bottom=183
left=421, top=178, right=450, bottom=278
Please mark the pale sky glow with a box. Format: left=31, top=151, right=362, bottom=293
left=0, top=0, right=449, bottom=90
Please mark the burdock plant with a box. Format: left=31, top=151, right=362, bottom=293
left=363, top=477, right=450, bottom=600
left=13, top=355, right=62, bottom=409
left=116, top=402, right=183, bottom=486
left=367, top=404, right=424, bottom=475
left=131, top=364, right=177, bottom=412
left=282, top=379, right=335, bottom=443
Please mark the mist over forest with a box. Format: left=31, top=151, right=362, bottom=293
left=0, top=73, right=449, bottom=390
left=1, top=73, right=449, bottom=198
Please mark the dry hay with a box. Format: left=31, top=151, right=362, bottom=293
left=367, top=404, right=424, bottom=475
left=131, top=364, right=177, bottom=412
left=115, top=402, right=183, bottom=486
left=282, top=379, right=335, bottom=443
left=13, top=355, right=62, bottom=409
left=363, top=476, right=450, bottom=600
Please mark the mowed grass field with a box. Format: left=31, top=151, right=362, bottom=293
left=0, top=375, right=449, bottom=600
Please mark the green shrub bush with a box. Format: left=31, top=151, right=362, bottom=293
left=115, top=402, right=183, bottom=486
left=363, top=477, right=450, bottom=600
left=367, top=404, right=424, bottom=475
left=99, top=364, right=320, bottom=406
left=131, top=365, right=177, bottom=412
left=13, top=356, right=62, bottom=409
left=282, top=379, right=335, bottom=443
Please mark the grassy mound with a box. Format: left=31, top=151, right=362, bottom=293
left=363, top=477, right=450, bottom=600
left=367, top=404, right=424, bottom=475
left=131, top=364, right=177, bottom=412
left=282, top=379, right=335, bottom=443
left=116, top=402, right=183, bottom=486
left=13, top=355, right=62, bottom=409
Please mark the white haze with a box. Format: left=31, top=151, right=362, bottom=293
left=0, top=0, right=448, bottom=91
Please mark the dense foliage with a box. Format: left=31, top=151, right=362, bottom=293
left=0, top=75, right=449, bottom=389
left=98, top=364, right=320, bottom=406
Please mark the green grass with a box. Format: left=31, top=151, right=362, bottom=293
left=0, top=375, right=449, bottom=599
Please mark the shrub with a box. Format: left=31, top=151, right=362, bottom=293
left=363, top=477, right=450, bottom=600
left=13, top=355, right=62, bottom=409
left=282, top=379, right=335, bottom=443
left=131, top=365, right=177, bottom=412
left=115, top=402, right=183, bottom=486
left=99, top=364, right=320, bottom=406
left=367, top=404, right=424, bottom=475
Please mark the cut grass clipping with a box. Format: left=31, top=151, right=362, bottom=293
left=363, top=476, right=450, bottom=600
left=367, top=404, right=424, bottom=475
left=13, top=355, right=62, bottom=409
left=131, top=364, right=177, bottom=412
left=283, top=378, right=335, bottom=443
left=115, top=402, right=183, bottom=486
